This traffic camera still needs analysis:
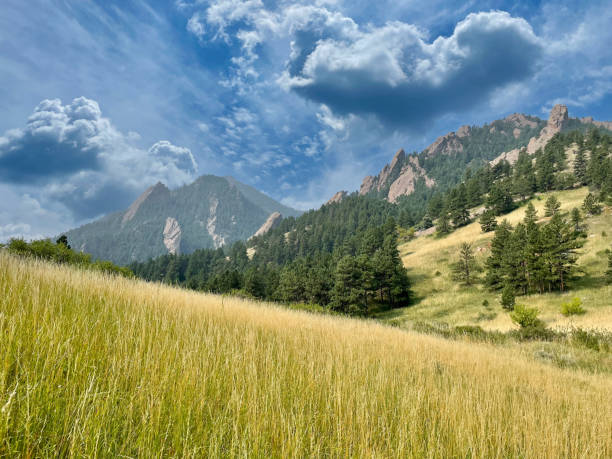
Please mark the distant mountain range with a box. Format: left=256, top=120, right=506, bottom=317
left=65, top=175, right=301, bottom=265
left=332, top=104, right=612, bottom=205
left=66, top=104, right=611, bottom=266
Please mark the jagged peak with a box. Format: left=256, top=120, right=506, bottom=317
left=122, top=182, right=169, bottom=225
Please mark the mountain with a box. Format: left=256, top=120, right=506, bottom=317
left=64, top=175, right=301, bottom=265
left=356, top=104, right=612, bottom=203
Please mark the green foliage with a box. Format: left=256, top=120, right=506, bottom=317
left=6, top=238, right=132, bottom=277
left=479, top=209, right=497, bottom=232
left=544, top=195, right=561, bottom=217
left=450, top=242, right=478, bottom=285
left=582, top=192, right=602, bottom=216
left=560, top=297, right=586, bottom=316
left=500, top=284, right=515, bottom=310
left=510, top=304, right=542, bottom=329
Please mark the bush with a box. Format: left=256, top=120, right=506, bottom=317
left=482, top=299, right=489, bottom=307
left=510, top=304, right=542, bottom=328
left=560, top=297, right=586, bottom=316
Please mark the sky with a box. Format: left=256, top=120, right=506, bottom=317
left=1, top=0, right=611, bottom=240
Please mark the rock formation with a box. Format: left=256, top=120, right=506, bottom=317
left=359, top=149, right=435, bottom=202
left=252, top=212, right=283, bottom=238
left=525, top=104, right=568, bottom=154
left=163, top=217, right=181, bottom=255
left=206, top=197, right=226, bottom=249
left=387, top=157, right=435, bottom=203
left=424, top=132, right=464, bottom=157
left=326, top=191, right=347, bottom=205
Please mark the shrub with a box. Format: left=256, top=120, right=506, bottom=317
left=482, top=299, right=489, bottom=307
left=560, top=297, right=586, bottom=316
left=510, top=304, right=542, bottom=328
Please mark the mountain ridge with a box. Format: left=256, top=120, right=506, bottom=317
left=65, top=175, right=302, bottom=264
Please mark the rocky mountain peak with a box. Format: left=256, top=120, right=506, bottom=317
left=326, top=190, right=348, bottom=205
left=548, top=104, right=569, bottom=131
left=424, top=132, right=464, bottom=157
left=252, top=212, right=283, bottom=238
left=122, top=181, right=169, bottom=226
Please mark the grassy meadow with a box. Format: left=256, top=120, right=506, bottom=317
left=386, top=187, right=612, bottom=332
left=1, top=252, right=612, bottom=457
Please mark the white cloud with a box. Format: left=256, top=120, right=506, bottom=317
left=0, top=97, right=198, bottom=221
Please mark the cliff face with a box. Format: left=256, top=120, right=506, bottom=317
left=358, top=149, right=435, bottom=202
left=65, top=176, right=302, bottom=264
left=490, top=104, right=612, bottom=166
left=252, top=212, right=283, bottom=238
left=326, top=191, right=348, bottom=205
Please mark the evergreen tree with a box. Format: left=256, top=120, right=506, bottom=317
left=523, top=203, right=545, bottom=294
left=451, top=242, right=478, bottom=285
left=436, top=210, right=452, bottom=236
left=330, top=255, right=367, bottom=314
left=449, top=184, right=470, bottom=227
left=544, top=195, right=561, bottom=217
left=56, top=235, right=71, bottom=249
left=574, top=148, right=587, bottom=185
left=582, top=192, right=602, bottom=216
left=485, top=220, right=513, bottom=290
left=570, top=208, right=586, bottom=235
left=500, top=284, right=515, bottom=310
left=420, top=214, right=433, bottom=230
left=536, top=149, right=556, bottom=191
left=486, top=182, right=514, bottom=215
left=479, top=209, right=498, bottom=233
left=540, top=213, right=584, bottom=292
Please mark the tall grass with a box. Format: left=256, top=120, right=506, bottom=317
left=1, top=253, right=611, bottom=457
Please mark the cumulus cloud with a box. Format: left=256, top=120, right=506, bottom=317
left=187, top=3, right=542, bottom=129
left=0, top=97, right=198, bottom=219
left=284, top=11, right=543, bottom=128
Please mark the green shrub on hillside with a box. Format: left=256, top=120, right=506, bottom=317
left=560, top=297, right=586, bottom=316
left=510, top=304, right=542, bottom=329
left=6, top=238, right=132, bottom=278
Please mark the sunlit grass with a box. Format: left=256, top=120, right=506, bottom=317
left=1, top=252, right=611, bottom=456
left=391, top=187, right=612, bottom=332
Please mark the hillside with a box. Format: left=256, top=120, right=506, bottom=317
left=1, top=253, right=611, bottom=456
left=380, top=187, right=612, bottom=333
left=64, top=175, right=301, bottom=265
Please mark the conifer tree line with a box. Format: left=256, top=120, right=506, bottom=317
left=485, top=202, right=585, bottom=295
left=131, top=197, right=412, bottom=316
left=425, top=128, right=612, bottom=235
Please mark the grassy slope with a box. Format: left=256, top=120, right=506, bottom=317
left=1, top=253, right=611, bottom=457
left=385, top=187, right=612, bottom=333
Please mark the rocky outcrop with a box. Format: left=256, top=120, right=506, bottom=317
left=206, top=197, right=226, bottom=248
left=122, top=182, right=168, bottom=226
left=163, top=217, right=181, bottom=255
left=580, top=116, right=612, bottom=130
left=326, top=190, right=347, bottom=205
left=504, top=113, right=539, bottom=129
left=387, top=156, right=435, bottom=203
left=424, top=132, right=464, bottom=157
left=252, top=212, right=282, bottom=238
left=359, top=175, right=377, bottom=195
left=490, top=104, right=569, bottom=166
left=526, top=104, right=568, bottom=154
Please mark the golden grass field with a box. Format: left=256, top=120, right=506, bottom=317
left=1, top=252, right=611, bottom=457
left=388, top=187, right=612, bottom=332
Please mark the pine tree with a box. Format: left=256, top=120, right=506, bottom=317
left=540, top=213, right=584, bottom=292
left=451, top=242, right=478, bottom=285
left=436, top=210, right=452, bottom=236
left=330, top=255, right=366, bottom=314
left=479, top=209, right=498, bottom=233
left=544, top=195, right=561, bottom=217
left=450, top=184, right=470, bottom=227
left=574, top=148, right=587, bottom=185
left=500, top=284, right=515, bottom=310
left=570, top=208, right=586, bottom=235
left=486, top=182, right=514, bottom=215
left=582, top=192, right=602, bottom=216
left=523, top=203, right=545, bottom=293
left=503, top=223, right=528, bottom=294
left=485, top=220, right=513, bottom=290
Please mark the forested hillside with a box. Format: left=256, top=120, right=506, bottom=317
left=131, top=127, right=612, bottom=319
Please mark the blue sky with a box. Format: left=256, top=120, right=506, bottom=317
left=1, top=0, right=611, bottom=240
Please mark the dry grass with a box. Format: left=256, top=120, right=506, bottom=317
left=1, top=253, right=611, bottom=456
left=390, top=187, right=612, bottom=332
